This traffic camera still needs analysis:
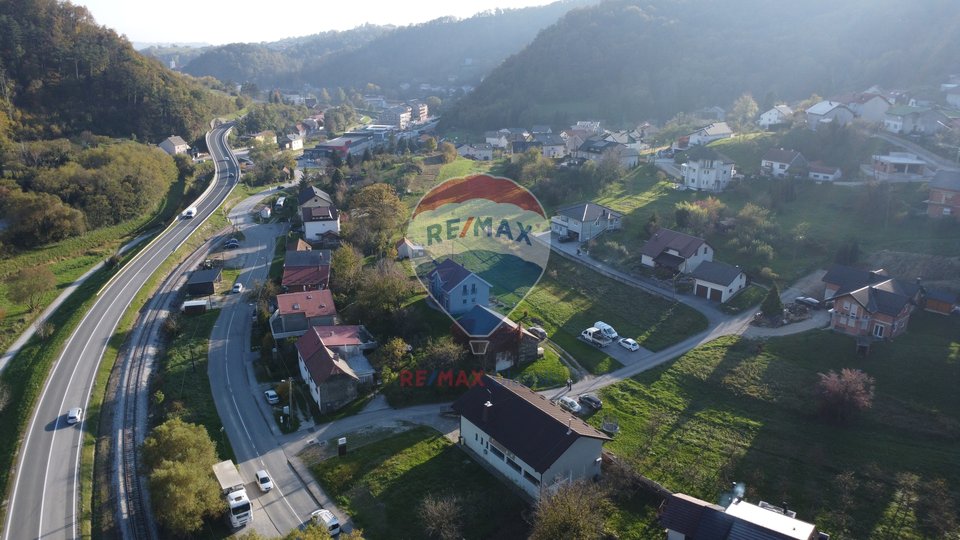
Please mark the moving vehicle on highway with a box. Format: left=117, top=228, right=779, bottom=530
left=213, top=460, right=252, bottom=529
left=181, top=206, right=197, bottom=219
left=255, top=469, right=273, bottom=492
left=310, top=509, right=341, bottom=536
left=66, top=407, right=83, bottom=425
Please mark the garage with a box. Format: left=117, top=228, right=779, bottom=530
left=691, top=261, right=747, bottom=304
left=695, top=284, right=709, bottom=298
left=709, top=287, right=723, bottom=301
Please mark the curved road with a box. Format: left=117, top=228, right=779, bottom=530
left=3, top=124, right=240, bottom=540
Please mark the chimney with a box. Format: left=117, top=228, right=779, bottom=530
left=782, top=502, right=789, bottom=515
left=566, top=419, right=572, bottom=435
left=482, top=401, right=492, bottom=423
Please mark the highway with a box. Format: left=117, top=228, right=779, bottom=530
left=2, top=123, right=240, bottom=540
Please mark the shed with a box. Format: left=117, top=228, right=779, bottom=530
left=182, top=299, right=211, bottom=315
left=186, top=268, right=222, bottom=296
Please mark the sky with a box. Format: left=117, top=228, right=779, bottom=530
left=72, top=0, right=556, bottom=46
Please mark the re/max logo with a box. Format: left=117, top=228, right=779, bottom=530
left=399, top=369, right=485, bottom=388
left=425, top=217, right=532, bottom=246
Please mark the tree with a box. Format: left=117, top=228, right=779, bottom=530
left=347, top=183, right=406, bottom=253
left=760, top=283, right=783, bottom=318
left=439, top=141, right=457, bottom=163
left=420, top=336, right=465, bottom=370
left=5, top=265, right=56, bottom=312
left=353, top=260, right=415, bottom=321
left=330, top=243, right=364, bottom=298
left=141, top=418, right=223, bottom=536
left=815, top=368, right=875, bottom=422
left=419, top=494, right=463, bottom=540
left=529, top=480, right=612, bottom=540
left=372, top=337, right=409, bottom=370
left=917, top=478, right=959, bottom=538
left=730, top=92, right=759, bottom=136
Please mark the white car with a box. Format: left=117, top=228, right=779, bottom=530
left=232, top=283, right=244, bottom=294
left=66, top=407, right=83, bottom=425
left=618, top=337, right=640, bottom=351
left=593, top=321, right=619, bottom=340
left=557, top=396, right=582, bottom=414
left=310, top=509, right=341, bottom=536
left=264, top=389, right=280, bottom=405
left=256, top=469, right=273, bottom=492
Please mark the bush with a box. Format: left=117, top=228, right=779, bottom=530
left=815, top=368, right=875, bottom=422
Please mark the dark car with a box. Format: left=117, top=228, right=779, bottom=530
left=223, top=239, right=240, bottom=249
left=795, top=296, right=820, bottom=309
left=578, top=393, right=602, bottom=410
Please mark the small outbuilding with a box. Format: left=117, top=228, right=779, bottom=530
left=185, top=268, right=222, bottom=296
left=690, top=261, right=746, bottom=303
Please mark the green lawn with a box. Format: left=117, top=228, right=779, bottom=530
left=437, top=156, right=493, bottom=182
left=507, top=346, right=570, bottom=390
left=516, top=256, right=708, bottom=374
left=591, top=312, right=960, bottom=539
left=310, top=427, right=528, bottom=540
left=719, top=283, right=767, bottom=314
left=415, top=250, right=543, bottom=309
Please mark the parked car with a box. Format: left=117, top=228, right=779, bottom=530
left=264, top=389, right=280, bottom=405
left=618, top=337, right=640, bottom=351
left=795, top=296, right=820, bottom=309
left=223, top=238, right=240, bottom=249
left=66, top=407, right=83, bottom=425
left=256, top=469, right=273, bottom=492
left=558, top=396, right=582, bottom=414
left=232, top=283, right=244, bottom=294
left=528, top=326, right=548, bottom=341
left=578, top=393, right=602, bottom=410
left=593, top=321, right=619, bottom=340
left=310, top=509, right=341, bottom=536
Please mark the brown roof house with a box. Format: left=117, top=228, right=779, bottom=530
left=305, top=325, right=377, bottom=384
left=453, top=375, right=611, bottom=501
left=926, top=169, right=960, bottom=220
left=296, top=327, right=360, bottom=413
left=282, top=249, right=331, bottom=292
left=659, top=492, right=825, bottom=540
left=640, top=228, right=713, bottom=273
left=270, top=290, right=338, bottom=339
left=452, top=305, right=540, bottom=372
left=822, top=264, right=921, bottom=341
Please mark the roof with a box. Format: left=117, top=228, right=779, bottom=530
left=395, top=237, right=423, bottom=250
left=660, top=493, right=819, bottom=540
left=659, top=493, right=725, bottom=536
left=275, top=290, right=336, bottom=318
left=762, top=148, right=805, bottom=165
left=296, top=328, right=358, bottom=384
left=930, top=169, right=960, bottom=192
left=427, top=259, right=491, bottom=293
left=846, top=283, right=915, bottom=317
left=534, top=133, right=565, bottom=146
left=164, top=135, right=189, bottom=147
left=298, top=185, right=333, bottom=207
left=555, top=202, right=621, bottom=223
left=873, top=152, right=925, bottom=165
left=301, top=205, right=338, bottom=223
left=924, top=288, right=957, bottom=304
left=641, top=228, right=708, bottom=259
left=724, top=499, right=817, bottom=540
left=186, top=268, right=221, bottom=285
left=578, top=137, right=621, bottom=154
left=807, top=161, right=841, bottom=175
left=304, top=325, right=372, bottom=347
left=771, top=104, right=793, bottom=115
left=806, top=100, right=847, bottom=115
left=691, top=261, right=744, bottom=287
left=692, top=122, right=732, bottom=137
left=452, top=376, right=611, bottom=473
left=822, top=264, right=889, bottom=295
left=455, top=305, right=536, bottom=339
left=886, top=105, right=931, bottom=116
left=282, top=266, right=329, bottom=289
left=287, top=238, right=312, bottom=252
left=285, top=250, right=331, bottom=268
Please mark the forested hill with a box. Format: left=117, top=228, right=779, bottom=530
left=0, top=0, right=236, bottom=142
left=178, top=0, right=593, bottom=92
left=442, top=0, right=960, bottom=130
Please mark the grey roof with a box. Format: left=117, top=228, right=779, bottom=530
left=578, top=137, right=621, bottom=154
left=847, top=285, right=913, bottom=317
left=284, top=249, right=331, bottom=268
left=807, top=100, right=848, bottom=116
left=659, top=494, right=819, bottom=540
left=555, top=202, right=621, bottom=223
left=640, top=228, right=709, bottom=259
left=534, top=133, right=565, bottom=146
left=427, top=258, right=491, bottom=293
left=164, top=135, right=189, bottom=147
left=761, top=148, right=806, bottom=165
left=298, top=185, right=333, bottom=207
left=693, top=122, right=732, bottom=137
left=930, top=169, right=960, bottom=192
left=186, top=268, right=221, bottom=285
left=923, top=288, right=957, bottom=304
left=691, top=261, right=744, bottom=286
left=822, top=264, right=889, bottom=296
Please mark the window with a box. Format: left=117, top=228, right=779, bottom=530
left=873, top=324, right=885, bottom=338
left=471, top=283, right=476, bottom=294
left=702, top=246, right=707, bottom=255
left=475, top=433, right=478, bottom=441
left=489, top=445, right=505, bottom=460
left=505, top=457, right=522, bottom=473
left=463, top=299, right=467, bottom=304
left=462, top=285, right=468, bottom=295
left=523, top=471, right=540, bottom=486
left=945, top=208, right=952, bottom=216
left=849, top=305, right=859, bottom=318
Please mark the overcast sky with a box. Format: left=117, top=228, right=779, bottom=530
left=72, top=0, right=555, bottom=46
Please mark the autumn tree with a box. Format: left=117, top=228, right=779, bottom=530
left=439, top=141, right=457, bottom=163
left=419, top=494, right=463, bottom=540
left=345, top=183, right=406, bottom=254
left=372, top=337, right=409, bottom=370
left=419, top=336, right=466, bottom=370
left=730, top=92, right=759, bottom=136
left=330, top=242, right=364, bottom=298
left=815, top=368, right=875, bottom=422
left=5, top=265, right=56, bottom=312
left=529, top=480, right=612, bottom=540
left=423, top=136, right=438, bottom=153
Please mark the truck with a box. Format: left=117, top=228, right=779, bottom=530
left=213, top=460, right=252, bottom=529
left=581, top=327, right=612, bottom=348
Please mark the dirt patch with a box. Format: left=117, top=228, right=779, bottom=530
left=866, top=250, right=960, bottom=293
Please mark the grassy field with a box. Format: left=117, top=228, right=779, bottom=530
left=310, top=426, right=528, bottom=540
left=507, top=346, right=570, bottom=390
left=719, top=283, right=767, bottom=314
left=415, top=250, right=543, bottom=309
left=591, top=312, right=960, bottom=539
left=516, top=256, right=708, bottom=374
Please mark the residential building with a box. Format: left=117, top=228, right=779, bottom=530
left=484, top=131, right=509, bottom=149
left=561, top=128, right=592, bottom=155
left=822, top=264, right=920, bottom=340
left=379, top=105, right=412, bottom=129
left=926, top=169, right=960, bottom=219
left=252, top=131, right=278, bottom=145
left=573, top=120, right=602, bottom=134
left=281, top=134, right=304, bottom=151
left=270, top=290, right=337, bottom=339
left=453, top=375, right=611, bottom=501
left=807, top=162, right=842, bottom=182
left=871, top=152, right=928, bottom=181
left=281, top=249, right=331, bottom=292
left=304, top=325, right=377, bottom=384
left=922, top=288, right=958, bottom=315
left=690, top=261, right=746, bottom=303
left=694, top=105, right=726, bottom=120
left=452, top=305, right=540, bottom=371
left=426, top=259, right=491, bottom=315
left=298, top=185, right=340, bottom=240
left=395, top=237, right=425, bottom=260
left=883, top=105, right=948, bottom=135
left=685, top=122, right=733, bottom=146
left=408, top=101, right=428, bottom=121
left=639, top=228, right=713, bottom=273
left=757, top=105, right=793, bottom=128
left=534, top=133, right=567, bottom=158
left=456, top=143, right=494, bottom=160
left=531, top=124, right=552, bottom=134
left=159, top=135, right=190, bottom=156
left=296, top=328, right=360, bottom=413
left=575, top=137, right=628, bottom=163
left=660, top=492, right=824, bottom=540
left=833, top=92, right=891, bottom=123
left=761, top=148, right=808, bottom=178
left=550, top=202, right=622, bottom=242
left=185, top=268, right=221, bottom=296
left=805, top=101, right=854, bottom=131
left=680, top=158, right=736, bottom=192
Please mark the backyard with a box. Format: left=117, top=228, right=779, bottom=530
left=590, top=312, right=960, bottom=539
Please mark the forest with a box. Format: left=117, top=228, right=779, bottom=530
left=442, top=0, right=960, bottom=130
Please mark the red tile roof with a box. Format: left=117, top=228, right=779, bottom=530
left=282, top=266, right=329, bottom=289
left=296, top=328, right=358, bottom=383
left=305, top=325, right=368, bottom=347
left=276, top=290, right=336, bottom=318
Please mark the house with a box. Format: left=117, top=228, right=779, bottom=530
left=185, top=268, right=221, bottom=296
left=871, top=152, right=928, bottom=181
left=298, top=185, right=340, bottom=239
left=550, top=202, right=622, bottom=243
left=807, top=162, right=842, bottom=182
left=922, top=288, right=958, bottom=315
left=659, top=492, right=824, bottom=540
left=484, top=131, right=509, bottom=149
left=453, top=375, right=611, bottom=501
left=534, top=133, right=567, bottom=159
left=395, top=237, right=425, bottom=260
left=282, top=249, right=331, bottom=292
left=451, top=305, right=540, bottom=371
left=304, top=325, right=377, bottom=384
left=805, top=101, right=854, bottom=131
left=252, top=131, right=278, bottom=145
left=270, top=290, right=338, bottom=339
left=883, top=105, right=948, bottom=135
left=561, top=128, right=591, bottom=155
left=926, top=169, right=960, bottom=219
left=680, top=155, right=736, bottom=192
left=408, top=101, right=429, bottom=121
left=822, top=264, right=921, bottom=340
left=640, top=228, right=713, bottom=273
left=426, top=259, right=492, bottom=315
left=761, top=148, right=807, bottom=178
left=159, top=135, right=190, bottom=156
left=280, top=134, right=304, bottom=151
left=694, top=105, right=726, bottom=120
left=757, top=105, right=794, bottom=129
left=531, top=124, right=552, bottom=134
left=511, top=139, right=542, bottom=155
left=296, top=328, right=360, bottom=414
left=457, top=143, right=494, bottom=161
left=685, top=122, right=733, bottom=146
left=690, top=261, right=746, bottom=303
left=573, top=120, right=602, bottom=134
left=316, top=230, right=342, bottom=249
left=575, top=137, right=626, bottom=162
left=833, top=93, right=891, bottom=123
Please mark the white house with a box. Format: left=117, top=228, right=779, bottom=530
left=395, top=237, right=425, bottom=260
left=551, top=202, right=622, bottom=242
left=484, top=131, right=509, bottom=149
left=457, top=143, right=494, bottom=160
left=282, top=134, right=304, bottom=151
left=680, top=158, right=736, bottom=192
left=837, top=93, right=891, bottom=123
left=453, top=375, right=611, bottom=501
left=805, top=101, right=854, bottom=131
left=757, top=105, right=793, bottom=128
left=159, top=135, right=190, bottom=156
left=807, top=162, right=842, bottom=182
left=686, top=122, right=733, bottom=146
left=760, top=148, right=807, bottom=178
left=690, top=261, right=746, bottom=303
left=640, top=228, right=713, bottom=273
left=299, top=185, right=340, bottom=241
left=426, top=259, right=491, bottom=316
left=535, top=133, right=567, bottom=158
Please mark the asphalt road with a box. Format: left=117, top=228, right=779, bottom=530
left=2, top=124, right=240, bottom=540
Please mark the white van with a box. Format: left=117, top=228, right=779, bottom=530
left=593, top=321, right=618, bottom=340
left=310, top=509, right=340, bottom=536
left=182, top=206, right=197, bottom=219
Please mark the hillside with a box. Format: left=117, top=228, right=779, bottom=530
left=0, top=0, right=237, bottom=142
left=176, top=1, right=593, bottom=93
left=443, top=0, right=960, bottom=130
